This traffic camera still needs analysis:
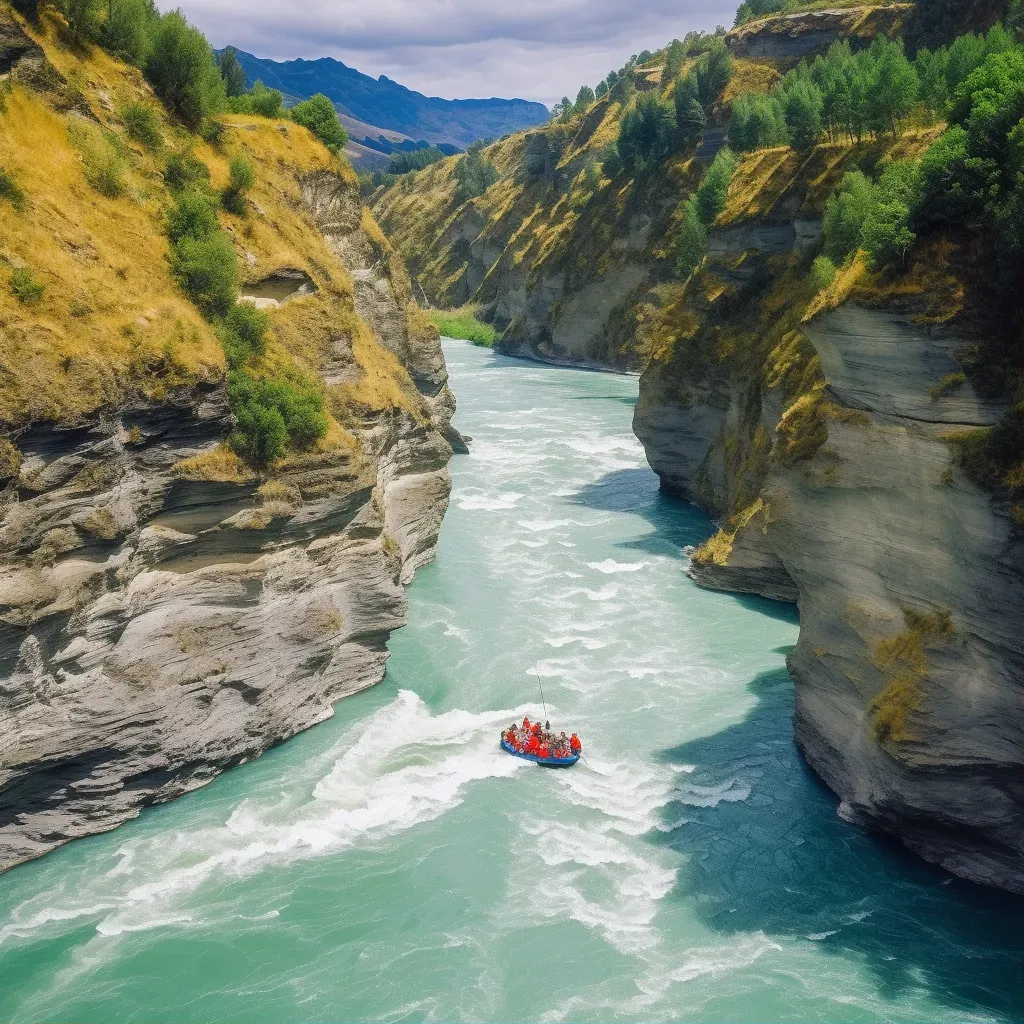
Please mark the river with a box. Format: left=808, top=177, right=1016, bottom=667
left=0, top=340, right=1021, bottom=1022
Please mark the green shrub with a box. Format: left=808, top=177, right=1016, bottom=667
left=166, top=188, right=218, bottom=243
left=10, top=267, right=45, bottom=304
left=290, top=93, right=347, bottom=149
left=929, top=371, right=967, bottom=400
left=0, top=169, right=26, bottom=211
left=99, top=0, right=155, bottom=66
left=121, top=101, right=162, bottom=148
left=227, top=368, right=328, bottom=466
left=164, top=150, right=210, bottom=191
left=221, top=155, right=255, bottom=215
left=428, top=308, right=496, bottom=346
left=231, top=401, right=287, bottom=466
left=171, top=231, right=238, bottom=316
left=810, top=255, right=838, bottom=291
left=146, top=10, right=226, bottom=130
left=230, top=80, right=283, bottom=118
left=200, top=118, right=226, bottom=146
left=676, top=199, right=708, bottom=278
left=222, top=301, right=269, bottom=366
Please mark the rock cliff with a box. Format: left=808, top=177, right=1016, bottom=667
left=0, top=10, right=454, bottom=870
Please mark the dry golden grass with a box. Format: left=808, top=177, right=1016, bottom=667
left=173, top=446, right=255, bottom=483
left=723, top=60, right=783, bottom=104
left=871, top=606, right=955, bottom=743
left=1, top=10, right=422, bottom=447
left=0, top=84, right=224, bottom=426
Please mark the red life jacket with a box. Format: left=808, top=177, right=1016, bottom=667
left=539, top=746, right=550, bottom=758
left=523, top=717, right=531, bottom=729
left=570, top=735, right=581, bottom=752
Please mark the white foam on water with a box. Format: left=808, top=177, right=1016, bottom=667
left=516, top=519, right=571, bottom=533
left=0, top=692, right=527, bottom=945
left=661, top=933, right=783, bottom=987
left=587, top=559, right=646, bottom=574
left=807, top=930, right=840, bottom=941
left=670, top=764, right=697, bottom=774
left=456, top=491, right=525, bottom=511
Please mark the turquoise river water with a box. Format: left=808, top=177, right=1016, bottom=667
left=0, top=340, right=1022, bottom=1022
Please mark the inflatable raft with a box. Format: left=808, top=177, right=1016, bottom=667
left=501, top=737, right=579, bottom=768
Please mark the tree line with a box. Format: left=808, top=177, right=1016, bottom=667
left=728, top=27, right=1015, bottom=154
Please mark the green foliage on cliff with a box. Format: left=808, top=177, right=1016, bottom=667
left=454, top=142, right=499, bottom=201
left=290, top=94, right=348, bottom=150
left=729, top=37, right=922, bottom=153
left=429, top=307, right=497, bottom=346
left=227, top=369, right=328, bottom=466
left=617, top=93, right=677, bottom=173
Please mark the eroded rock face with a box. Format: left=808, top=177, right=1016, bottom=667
left=727, top=5, right=912, bottom=61
left=636, top=304, right=1024, bottom=892
left=0, top=179, right=455, bottom=872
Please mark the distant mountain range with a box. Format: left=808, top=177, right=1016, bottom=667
left=228, top=49, right=550, bottom=152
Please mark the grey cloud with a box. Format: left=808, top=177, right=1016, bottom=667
left=177, top=0, right=737, bottom=103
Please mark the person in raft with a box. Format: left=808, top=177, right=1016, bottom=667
left=503, top=717, right=582, bottom=758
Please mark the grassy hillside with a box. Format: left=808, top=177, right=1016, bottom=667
left=0, top=3, right=430, bottom=477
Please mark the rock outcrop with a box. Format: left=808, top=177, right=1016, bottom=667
left=0, top=11, right=455, bottom=871
left=637, top=298, right=1024, bottom=893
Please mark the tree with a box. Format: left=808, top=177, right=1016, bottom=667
left=146, top=11, right=226, bottom=129
left=862, top=162, right=919, bottom=269
left=217, top=47, right=247, bottom=98
left=694, top=147, right=737, bottom=225
left=664, top=39, right=686, bottom=82
left=676, top=199, right=708, bottom=278
left=575, top=85, right=595, bottom=114
left=617, top=93, right=677, bottom=172
left=696, top=40, right=733, bottom=107
left=558, top=96, right=575, bottom=123
left=914, top=125, right=996, bottom=230
left=823, top=170, right=873, bottom=263
left=864, top=37, right=919, bottom=136
left=783, top=78, right=824, bottom=151
left=99, top=0, right=155, bottom=66
left=674, top=74, right=707, bottom=147
left=65, top=0, right=104, bottom=43
left=595, top=80, right=609, bottom=99
left=454, top=142, right=498, bottom=201
left=290, top=94, right=348, bottom=149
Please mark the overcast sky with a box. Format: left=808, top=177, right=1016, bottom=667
left=177, top=0, right=739, bottom=106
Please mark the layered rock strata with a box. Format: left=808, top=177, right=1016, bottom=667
left=0, top=173, right=455, bottom=872
left=636, top=305, right=1024, bottom=892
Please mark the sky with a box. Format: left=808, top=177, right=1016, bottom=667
left=176, top=0, right=740, bottom=107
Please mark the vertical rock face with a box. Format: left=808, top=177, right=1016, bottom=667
left=636, top=303, right=1024, bottom=892
left=0, top=171, right=455, bottom=872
